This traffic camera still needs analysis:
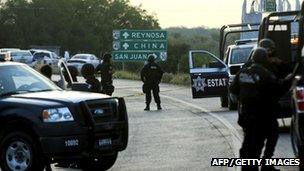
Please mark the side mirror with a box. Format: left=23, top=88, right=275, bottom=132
left=71, top=83, right=89, bottom=92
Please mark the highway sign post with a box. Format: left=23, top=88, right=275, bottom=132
left=112, top=29, right=168, bottom=62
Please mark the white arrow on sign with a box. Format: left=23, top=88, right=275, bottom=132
left=123, top=43, right=129, bottom=50
left=123, top=32, right=129, bottom=39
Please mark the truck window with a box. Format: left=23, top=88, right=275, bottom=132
left=0, top=65, right=60, bottom=95
left=192, top=52, right=224, bottom=69
left=230, top=47, right=253, bottom=64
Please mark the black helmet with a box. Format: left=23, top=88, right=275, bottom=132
left=252, top=47, right=268, bottom=64
left=81, top=63, right=95, bottom=78
left=147, top=54, right=155, bottom=63
left=40, top=65, right=52, bottom=79
left=103, top=53, right=112, bottom=62
left=67, top=66, right=78, bottom=82
left=258, top=38, right=276, bottom=54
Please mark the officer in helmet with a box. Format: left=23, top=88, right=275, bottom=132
left=140, top=54, right=164, bottom=111
left=259, top=38, right=283, bottom=77
left=95, top=53, right=114, bottom=95
left=230, top=47, right=292, bottom=171
left=81, top=63, right=101, bottom=93
left=40, top=65, right=52, bottom=79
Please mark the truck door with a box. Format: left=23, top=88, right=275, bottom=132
left=57, top=59, right=73, bottom=89
left=189, top=50, right=228, bottom=98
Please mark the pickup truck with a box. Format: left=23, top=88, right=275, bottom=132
left=0, top=59, right=128, bottom=170
left=188, top=23, right=259, bottom=110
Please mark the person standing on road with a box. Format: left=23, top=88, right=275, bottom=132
left=81, top=63, right=101, bottom=93
left=140, top=55, right=164, bottom=111
left=230, top=47, right=292, bottom=171
left=95, top=53, right=114, bottom=96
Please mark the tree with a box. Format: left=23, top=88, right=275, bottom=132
left=0, top=0, right=159, bottom=56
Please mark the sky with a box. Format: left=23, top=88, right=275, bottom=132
left=129, top=0, right=243, bottom=28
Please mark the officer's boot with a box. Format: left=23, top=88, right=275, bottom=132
left=157, top=103, right=162, bottom=110
left=144, top=104, right=150, bottom=111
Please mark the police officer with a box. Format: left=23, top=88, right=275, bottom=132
left=81, top=63, right=101, bottom=93
left=230, top=48, right=291, bottom=171
left=95, top=53, right=114, bottom=95
left=257, top=39, right=282, bottom=167
left=140, top=55, right=164, bottom=111
left=259, top=38, right=283, bottom=78
left=40, top=65, right=52, bottom=79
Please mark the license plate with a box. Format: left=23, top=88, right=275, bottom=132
left=98, top=138, right=112, bottom=146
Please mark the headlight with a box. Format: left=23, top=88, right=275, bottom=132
left=42, top=107, right=74, bottom=123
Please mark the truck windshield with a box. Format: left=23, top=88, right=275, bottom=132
left=230, top=47, right=253, bottom=64
left=0, top=64, right=60, bottom=96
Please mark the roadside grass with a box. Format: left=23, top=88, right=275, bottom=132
left=114, top=71, right=190, bottom=86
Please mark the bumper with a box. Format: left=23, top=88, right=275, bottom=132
left=40, top=121, right=128, bottom=158
left=39, top=97, right=129, bottom=159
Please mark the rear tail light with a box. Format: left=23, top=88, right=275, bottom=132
left=295, top=87, right=304, bottom=112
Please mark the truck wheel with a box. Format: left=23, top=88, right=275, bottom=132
left=228, top=95, right=237, bottom=110
left=80, top=153, right=118, bottom=171
left=220, top=96, right=228, bottom=107
left=0, top=131, right=44, bottom=171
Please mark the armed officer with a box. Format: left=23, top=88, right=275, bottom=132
left=95, top=53, right=114, bottom=95
left=140, top=55, right=164, bottom=111
left=81, top=63, right=101, bottom=93
left=230, top=47, right=292, bottom=171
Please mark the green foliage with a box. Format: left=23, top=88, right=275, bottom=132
left=113, top=70, right=190, bottom=86
left=114, top=70, right=140, bottom=80
left=0, top=0, right=160, bottom=55
left=162, top=73, right=190, bottom=86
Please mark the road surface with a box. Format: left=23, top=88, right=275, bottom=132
left=50, top=78, right=298, bottom=171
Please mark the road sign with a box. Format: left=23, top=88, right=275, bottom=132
left=112, top=51, right=167, bottom=61
left=113, top=30, right=167, bottom=41
left=112, top=29, right=168, bottom=62
left=265, top=0, right=276, bottom=12
left=113, top=41, right=167, bottom=51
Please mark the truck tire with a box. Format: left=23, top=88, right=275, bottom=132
left=79, top=153, right=118, bottom=171
left=0, top=131, right=44, bottom=171
left=220, top=96, right=228, bottom=108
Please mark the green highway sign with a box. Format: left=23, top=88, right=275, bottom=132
left=112, top=51, right=167, bottom=61
left=112, top=41, right=167, bottom=51
left=112, top=29, right=168, bottom=62
left=113, top=30, right=167, bottom=40
left=265, top=0, right=276, bottom=12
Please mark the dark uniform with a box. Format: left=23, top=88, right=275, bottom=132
left=95, top=53, right=114, bottom=96
left=242, top=39, right=288, bottom=164
left=140, top=55, right=164, bottom=111
left=81, top=63, right=101, bottom=93
left=230, top=48, right=291, bottom=171
left=40, top=65, right=52, bottom=79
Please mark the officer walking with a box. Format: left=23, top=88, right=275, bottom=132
left=95, top=53, right=114, bottom=96
left=81, top=63, right=101, bottom=93
left=230, top=47, right=292, bottom=171
left=140, top=55, right=164, bottom=111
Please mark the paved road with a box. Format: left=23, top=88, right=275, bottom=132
left=50, top=78, right=297, bottom=170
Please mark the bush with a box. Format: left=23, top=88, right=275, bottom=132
left=114, top=71, right=190, bottom=86
left=114, top=71, right=140, bottom=80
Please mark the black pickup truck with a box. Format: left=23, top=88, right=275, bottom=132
left=0, top=60, right=128, bottom=170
